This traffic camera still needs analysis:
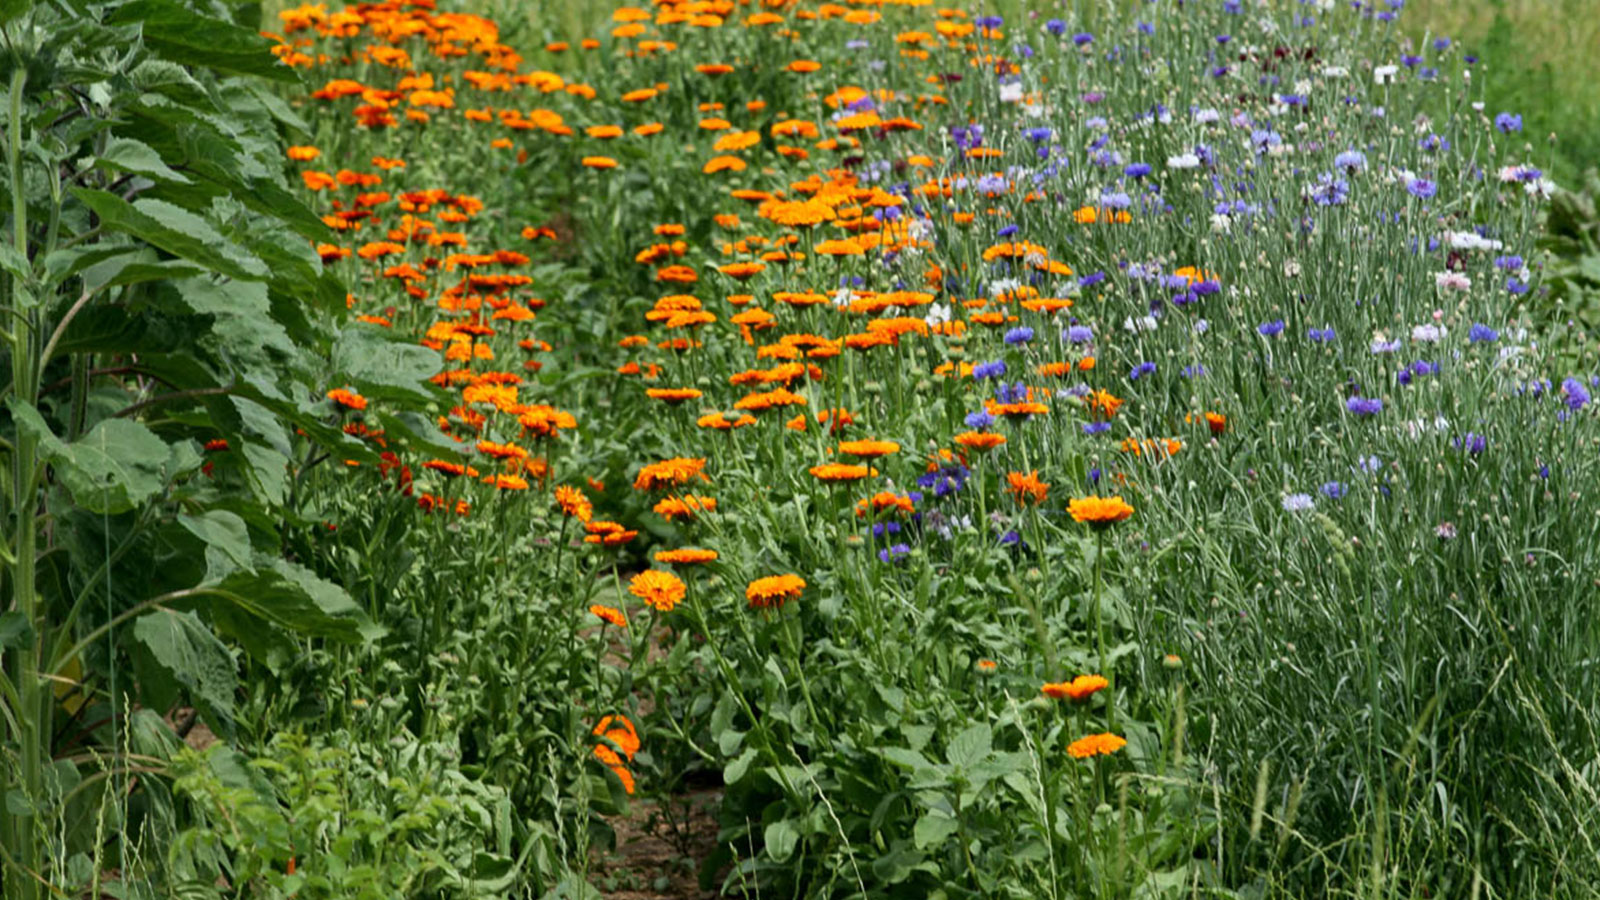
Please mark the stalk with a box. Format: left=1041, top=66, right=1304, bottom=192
left=5, top=63, right=44, bottom=900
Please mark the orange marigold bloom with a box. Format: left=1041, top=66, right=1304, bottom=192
left=809, top=463, right=876, bottom=482
left=1041, top=674, right=1109, bottom=702
left=555, top=485, right=593, bottom=522
left=698, top=411, right=757, bottom=430
left=653, top=494, right=716, bottom=521
left=482, top=473, right=530, bottom=491
left=582, top=156, right=619, bottom=169
left=327, top=388, right=367, bottom=410
left=629, top=569, right=686, bottom=612
left=646, top=388, right=703, bottom=405
left=286, top=145, right=321, bottom=161
left=1067, top=732, right=1127, bottom=760
left=477, top=440, right=529, bottom=460
left=837, top=439, right=900, bottom=458
left=718, top=261, right=766, bottom=280
left=1005, top=470, right=1050, bottom=506
left=1067, top=496, right=1134, bottom=528
left=1204, top=412, right=1227, bottom=435
left=952, top=430, right=1006, bottom=451
left=655, top=547, right=718, bottom=565
left=746, top=574, right=805, bottom=609
left=423, top=460, right=479, bottom=478
left=584, top=521, right=638, bottom=546
left=634, top=457, right=709, bottom=491
left=590, top=605, right=628, bottom=628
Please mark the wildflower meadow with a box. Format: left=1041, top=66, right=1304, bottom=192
left=3, top=0, right=1600, bottom=897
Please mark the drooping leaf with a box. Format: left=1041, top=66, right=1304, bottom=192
left=11, top=402, right=177, bottom=514
left=96, top=136, right=191, bottom=183
left=131, top=609, right=237, bottom=738
left=178, top=510, right=253, bottom=571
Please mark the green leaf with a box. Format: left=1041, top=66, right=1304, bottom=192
left=70, top=189, right=267, bottom=281
left=106, top=0, right=299, bottom=81
left=0, top=241, right=29, bottom=280
left=913, top=812, right=960, bottom=850
left=0, top=0, right=31, bottom=26
left=331, top=326, right=441, bottom=404
left=0, top=611, right=36, bottom=651
left=723, top=747, right=758, bottom=786
left=946, top=722, right=992, bottom=770
left=763, top=819, right=800, bottom=863
left=96, top=136, right=192, bottom=184
left=178, top=510, right=253, bottom=571
left=12, top=403, right=174, bottom=514
left=132, top=609, right=237, bottom=738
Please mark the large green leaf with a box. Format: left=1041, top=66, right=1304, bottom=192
left=96, top=136, right=191, bottom=184
left=332, top=325, right=443, bottom=405
left=131, top=609, right=237, bottom=737
left=70, top=189, right=268, bottom=281
left=106, top=0, right=298, bottom=82
left=11, top=401, right=178, bottom=513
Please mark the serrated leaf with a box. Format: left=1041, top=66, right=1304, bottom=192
left=106, top=0, right=298, bottom=81
left=97, top=136, right=191, bottom=183
left=331, top=326, right=441, bottom=404
left=13, top=404, right=173, bottom=514
left=70, top=189, right=267, bottom=281
left=179, top=510, right=253, bottom=571
left=913, top=813, right=960, bottom=850
left=946, top=722, right=992, bottom=770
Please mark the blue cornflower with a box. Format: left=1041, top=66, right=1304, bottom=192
left=1004, top=326, right=1035, bottom=345
left=1494, top=255, right=1524, bottom=270
left=1045, top=18, right=1066, bottom=35
left=998, top=530, right=1027, bottom=549
left=997, top=224, right=1020, bottom=238
left=1310, top=173, right=1349, bottom=206
left=973, top=360, right=1008, bottom=379
left=1072, top=32, right=1094, bottom=46
left=1083, top=421, right=1111, bottom=435
left=1065, top=325, right=1094, bottom=344
left=1308, top=326, right=1336, bottom=343
left=878, top=543, right=911, bottom=564
left=964, top=410, right=996, bottom=429
left=1258, top=319, right=1285, bottom=337
left=1282, top=493, right=1315, bottom=512
left=1182, top=364, right=1208, bottom=378
left=1346, top=396, right=1383, bottom=415
left=1321, top=481, right=1347, bottom=499
left=1455, top=432, right=1488, bottom=455
left=1124, top=162, right=1152, bottom=178
left=1468, top=323, right=1499, bottom=343
left=1405, top=177, right=1438, bottom=199
left=994, top=381, right=1029, bottom=404
left=1334, top=149, right=1367, bottom=172
left=1023, top=127, right=1053, bottom=143
left=1495, top=112, right=1523, bottom=133
left=1078, top=271, right=1107, bottom=288
left=1129, top=360, right=1157, bottom=381
left=1562, top=377, right=1591, bottom=410
left=1506, top=277, right=1529, bottom=295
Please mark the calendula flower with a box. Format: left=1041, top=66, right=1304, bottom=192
left=837, top=439, right=900, bottom=458
left=1005, top=471, right=1050, bottom=505
left=634, top=457, right=709, bottom=491
left=1067, top=732, right=1127, bottom=759
left=655, top=547, right=718, bottom=565
left=953, top=431, right=1006, bottom=451
left=327, top=388, right=368, bottom=410
left=629, top=569, right=686, bottom=612
left=809, top=463, right=876, bottom=482
left=746, top=574, right=805, bottom=608
left=646, top=388, right=703, bottom=404
left=582, top=156, right=619, bottom=169
left=1041, top=674, right=1109, bottom=702
left=590, top=605, right=628, bottom=628
left=555, top=485, right=593, bottom=522
left=653, top=494, right=717, bottom=520
left=1067, top=496, right=1134, bottom=528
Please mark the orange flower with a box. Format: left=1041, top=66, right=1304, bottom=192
left=593, top=714, right=640, bottom=794
left=654, top=547, right=718, bottom=564
left=629, top=569, right=686, bottom=612
left=1005, top=470, right=1050, bottom=506
left=1067, top=496, right=1134, bottom=528
left=646, top=388, right=704, bottom=405
left=423, top=460, right=479, bottom=478
left=952, top=430, right=1006, bottom=451
left=1067, top=732, right=1127, bottom=760
left=555, top=485, right=593, bottom=522
left=837, top=439, right=900, bottom=458
left=482, top=473, right=529, bottom=491
left=286, top=145, right=321, bottom=161
left=652, top=494, right=716, bottom=521
left=1041, top=674, right=1109, bottom=702
left=809, top=463, right=876, bottom=482
left=746, top=574, right=805, bottom=609
left=327, top=388, right=367, bottom=411
left=1204, top=412, right=1227, bottom=435
left=698, top=411, right=757, bottom=430
left=590, top=604, right=628, bottom=628
left=582, top=156, right=619, bottom=169
left=634, top=457, right=709, bottom=491
left=976, top=659, right=998, bottom=674
left=584, top=521, right=638, bottom=546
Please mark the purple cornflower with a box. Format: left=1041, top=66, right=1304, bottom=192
left=1004, top=326, right=1035, bottom=345
left=1307, top=326, right=1336, bottom=342
left=1455, top=432, right=1488, bottom=455
left=1468, top=323, right=1499, bottom=343
left=1405, top=177, right=1438, bottom=199
left=973, top=360, right=1008, bottom=379
left=1129, top=360, right=1156, bottom=381
left=1083, top=421, right=1111, bottom=435
left=1562, top=377, right=1591, bottom=410
left=1346, top=396, right=1384, bottom=415
left=1124, top=162, right=1152, bottom=178
left=878, top=543, right=911, bottom=564
left=1065, top=325, right=1094, bottom=343
left=964, top=410, right=996, bottom=429
left=1334, top=149, right=1367, bottom=172
left=1495, top=112, right=1523, bottom=133
left=1258, top=319, right=1285, bottom=337
left=1321, top=481, right=1347, bottom=499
